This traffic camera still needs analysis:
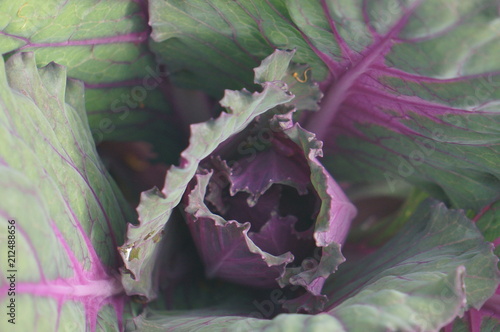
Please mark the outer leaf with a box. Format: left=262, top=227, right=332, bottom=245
left=128, top=310, right=346, bottom=332
left=444, top=200, right=500, bottom=331
left=444, top=294, right=500, bottom=332
left=323, top=199, right=499, bottom=331
left=126, top=200, right=499, bottom=331
left=118, top=52, right=294, bottom=299
left=149, top=0, right=500, bottom=211
left=1, top=0, right=183, bottom=163
left=0, top=53, right=135, bottom=331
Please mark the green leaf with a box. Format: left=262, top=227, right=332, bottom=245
left=323, top=199, right=499, bottom=331
left=1, top=0, right=183, bottom=163
left=149, top=0, right=336, bottom=96
left=149, top=0, right=500, bottom=211
left=326, top=103, right=500, bottom=212
left=0, top=53, right=135, bottom=331
left=128, top=310, right=346, bottom=332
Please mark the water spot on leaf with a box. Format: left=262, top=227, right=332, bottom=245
left=129, top=246, right=141, bottom=261
left=119, top=244, right=134, bottom=261
left=152, top=230, right=164, bottom=243
left=144, top=231, right=155, bottom=241
left=121, top=268, right=136, bottom=280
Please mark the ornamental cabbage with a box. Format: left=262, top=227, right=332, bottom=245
left=0, top=1, right=499, bottom=331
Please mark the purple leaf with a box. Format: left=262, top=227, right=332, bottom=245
left=185, top=172, right=294, bottom=288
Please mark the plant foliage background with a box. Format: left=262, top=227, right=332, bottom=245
left=0, top=0, right=499, bottom=331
